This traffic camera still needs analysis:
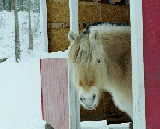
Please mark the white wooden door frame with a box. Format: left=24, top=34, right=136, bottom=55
left=130, top=0, right=146, bottom=129
left=40, top=0, right=48, bottom=52
left=40, top=0, right=146, bottom=129
left=68, top=0, right=81, bottom=129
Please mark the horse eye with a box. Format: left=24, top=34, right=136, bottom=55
left=98, top=59, right=100, bottom=63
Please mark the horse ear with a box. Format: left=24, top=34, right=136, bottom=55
left=89, top=30, right=101, bottom=41
left=68, top=31, right=77, bottom=42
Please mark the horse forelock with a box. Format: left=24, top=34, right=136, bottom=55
left=69, top=33, right=104, bottom=65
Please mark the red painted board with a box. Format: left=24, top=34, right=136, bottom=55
left=143, top=1, right=160, bottom=129
left=41, top=58, right=69, bottom=129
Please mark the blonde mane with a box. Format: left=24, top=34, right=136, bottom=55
left=68, top=23, right=131, bottom=64
left=68, top=33, right=105, bottom=65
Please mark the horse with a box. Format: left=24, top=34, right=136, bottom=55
left=68, top=22, right=132, bottom=120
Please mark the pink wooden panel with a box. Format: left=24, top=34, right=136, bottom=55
left=41, top=58, right=69, bottom=129
left=143, top=0, right=160, bottom=129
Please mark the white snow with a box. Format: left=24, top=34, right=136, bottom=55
left=0, top=54, right=46, bottom=129
left=0, top=10, right=131, bottom=129
left=0, top=10, right=46, bottom=129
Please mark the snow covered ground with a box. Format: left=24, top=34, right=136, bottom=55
left=0, top=11, right=131, bottom=129
left=0, top=53, right=47, bottom=129
left=0, top=10, right=46, bottom=129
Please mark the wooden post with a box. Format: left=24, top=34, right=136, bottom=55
left=68, top=0, right=80, bottom=129
left=69, top=0, right=79, bottom=34
left=40, top=0, right=48, bottom=52
left=130, top=0, right=146, bottom=129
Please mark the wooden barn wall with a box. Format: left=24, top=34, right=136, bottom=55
left=41, top=58, right=69, bottom=129
left=48, top=28, right=84, bottom=52
left=143, top=0, right=160, bottom=128
left=47, top=0, right=130, bottom=52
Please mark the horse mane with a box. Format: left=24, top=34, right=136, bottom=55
left=68, top=23, right=131, bottom=65
left=68, top=32, right=104, bottom=64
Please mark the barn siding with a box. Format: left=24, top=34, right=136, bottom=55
left=41, top=58, right=69, bottom=129
left=143, top=0, right=160, bottom=129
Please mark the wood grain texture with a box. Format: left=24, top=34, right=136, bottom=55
left=101, top=5, right=128, bottom=22
left=41, top=58, right=69, bottom=129
left=143, top=0, right=160, bottom=129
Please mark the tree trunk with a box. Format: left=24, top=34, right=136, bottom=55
left=28, top=0, right=33, bottom=51
left=3, top=0, right=5, bottom=10
left=11, top=0, right=14, bottom=10
left=14, top=0, right=21, bottom=62
left=21, top=0, right=23, bottom=11
left=8, top=0, right=12, bottom=12
left=37, top=0, right=40, bottom=13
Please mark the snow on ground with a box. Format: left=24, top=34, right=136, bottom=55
left=0, top=54, right=46, bottom=129
left=0, top=10, right=46, bottom=129
left=0, top=11, right=15, bottom=58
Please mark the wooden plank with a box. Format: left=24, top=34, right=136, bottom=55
left=81, top=120, right=108, bottom=129
left=40, top=51, right=68, bottom=59
left=47, top=22, right=100, bottom=29
left=48, top=28, right=84, bottom=52
left=130, top=0, right=146, bottom=129
left=112, top=0, right=121, bottom=4
left=40, top=0, right=48, bottom=52
left=78, top=1, right=101, bottom=22
left=101, top=5, right=128, bottom=23
left=47, top=23, right=70, bottom=28
left=109, top=122, right=132, bottom=129
left=127, top=6, right=130, bottom=25
left=47, top=1, right=129, bottom=23
left=143, top=0, right=160, bottom=128
left=69, top=0, right=79, bottom=34
left=69, top=0, right=80, bottom=129
left=48, top=28, right=70, bottom=52
left=68, top=63, right=81, bottom=129
left=47, top=1, right=70, bottom=23
left=41, top=58, right=69, bottom=129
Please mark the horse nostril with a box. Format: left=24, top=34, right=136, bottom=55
left=93, top=94, right=96, bottom=100
left=80, top=97, right=86, bottom=101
